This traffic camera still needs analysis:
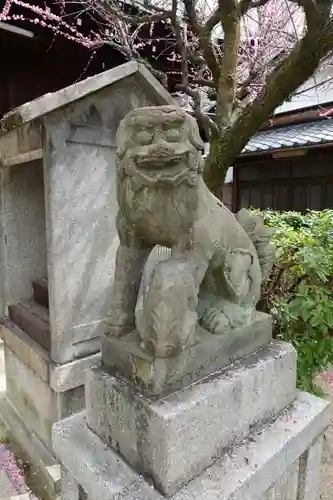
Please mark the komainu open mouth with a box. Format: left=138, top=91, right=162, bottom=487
left=135, top=153, right=186, bottom=170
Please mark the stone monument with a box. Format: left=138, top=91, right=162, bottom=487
left=0, top=64, right=175, bottom=497
left=53, top=105, right=329, bottom=500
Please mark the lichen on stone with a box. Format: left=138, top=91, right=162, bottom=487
left=0, top=112, right=24, bottom=136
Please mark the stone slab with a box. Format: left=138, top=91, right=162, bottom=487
left=0, top=321, right=49, bottom=382
left=0, top=122, right=41, bottom=167
left=43, top=78, right=170, bottom=365
left=87, top=340, right=296, bottom=496
left=297, top=434, right=324, bottom=500
left=0, top=393, right=60, bottom=499
left=0, top=159, right=47, bottom=317
left=101, top=311, right=272, bottom=397
left=60, top=468, right=80, bottom=500
left=262, top=460, right=299, bottom=499
left=53, top=391, right=330, bottom=500
left=1, top=321, right=101, bottom=393
left=0, top=61, right=175, bottom=131
left=4, top=345, right=84, bottom=448
left=50, top=352, right=101, bottom=392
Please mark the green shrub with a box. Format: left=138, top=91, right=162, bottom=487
left=253, top=209, right=333, bottom=395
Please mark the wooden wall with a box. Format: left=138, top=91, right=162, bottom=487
left=234, top=149, right=333, bottom=212
left=0, top=28, right=124, bottom=118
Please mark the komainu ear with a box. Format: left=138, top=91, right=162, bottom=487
left=116, top=118, right=129, bottom=160
left=186, top=114, right=205, bottom=152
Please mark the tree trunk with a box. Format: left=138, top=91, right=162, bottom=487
left=203, top=19, right=333, bottom=200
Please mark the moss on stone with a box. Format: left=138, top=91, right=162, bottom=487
left=0, top=112, right=24, bottom=135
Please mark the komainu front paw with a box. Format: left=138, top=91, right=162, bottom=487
left=199, top=307, right=233, bottom=335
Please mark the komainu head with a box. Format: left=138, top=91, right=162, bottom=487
left=116, top=105, right=204, bottom=187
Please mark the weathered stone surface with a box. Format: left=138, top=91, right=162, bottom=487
left=104, top=105, right=275, bottom=359
left=101, top=312, right=272, bottom=397
left=262, top=460, right=299, bottom=499
left=4, top=345, right=84, bottom=448
left=88, top=341, right=296, bottom=496
left=297, top=434, right=324, bottom=500
left=0, top=321, right=49, bottom=382
left=0, top=395, right=61, bottom=499
left=0, top=62, right=175, bottom=366
left=53, top=413, right=146, bottom=500
left=61, top=468, right=80, bottom=500
left=0, top=61, right=173, bottom=130
left=54, top=391, right=329, bottom=500
left=0, top=160, right=47, bottom=318
left=0, top=321, right=101, bottom=392
left=50, top=352, right=101, bottom=393
left=42, top=74, right=174, bottom=365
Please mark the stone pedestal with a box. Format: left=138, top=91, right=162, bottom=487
left=0, top=60, right=175, bottom=493
left=54, top=393, right=329, bottom=500
left=53, top=332, right=329, bottom=499
left=89, top=340, right=296, bottom=496
left=101, top=312, right=272, bottom=398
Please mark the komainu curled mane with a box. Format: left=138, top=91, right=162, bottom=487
left=106, top=105, right=275, bottom=358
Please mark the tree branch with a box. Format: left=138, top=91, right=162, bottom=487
left=171, top=0, right=189, bottom=88
left=204, top=15, right=333, bottom=194
left=80, top=0, right=172, bottom=25
left=183, top=0, right=220, bottom=81
left=205, top=9, right=221, bottom=33
left=177, top=84, right=218, bottom=141
left=239, top=0, right=271, bottom=16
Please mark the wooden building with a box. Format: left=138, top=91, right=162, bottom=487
left=0, top=12, right=123, bottom=117
left=0, top=0, right=183, bottom=118
left=233, top=107, right=333, bottom=212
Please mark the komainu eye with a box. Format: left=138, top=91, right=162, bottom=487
left=166, top=128, right=181, bottom=142
left=136, top=130, right=153, bottom=145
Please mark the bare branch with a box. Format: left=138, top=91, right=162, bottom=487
left=290, top=0, right=330, bottom=32
left=177, top=84, right=218, bottom=140
left=171, top=0, right=189, bottom=88
left=78, top=0, right=172, bottom=25
left=239, top=0, right=271, bottom=16
left=204, top=16, right=333, bottom=193
left=205, top=10, right=221, bottom=33
left=183, top=0, right=220, bottom=81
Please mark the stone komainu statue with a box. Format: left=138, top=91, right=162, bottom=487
left=106, top=105, right=275, bottom=358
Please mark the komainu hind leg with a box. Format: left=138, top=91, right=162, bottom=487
left=197, top=292, right=255, bottom=335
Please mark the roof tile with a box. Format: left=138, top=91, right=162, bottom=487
left=242, top=118, right=333, bottom=154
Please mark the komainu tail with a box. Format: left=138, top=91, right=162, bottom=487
left=236, top=209, right=275, bottom=282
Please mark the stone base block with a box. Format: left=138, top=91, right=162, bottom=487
left=53, top=391, right=330, bottom=500
left=87, top=340, right=296, bottom=496
left=0, top=393, right=61, bottom=500
left=0, top=321, right=101, bottom=447
left=0, top=322, right=101, bottom=498
left=101, top=311, right=272, bottom=397
left=4, top=344, right=85, bottom=448
left=1, top=321, right=101, bottom=391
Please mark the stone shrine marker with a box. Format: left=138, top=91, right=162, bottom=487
left=0, top=62, right=175, bottom=496
left=54, top=105, right=330, bottom=500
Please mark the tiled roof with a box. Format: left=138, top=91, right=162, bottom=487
left=242, top=118, right=333, bottom=154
